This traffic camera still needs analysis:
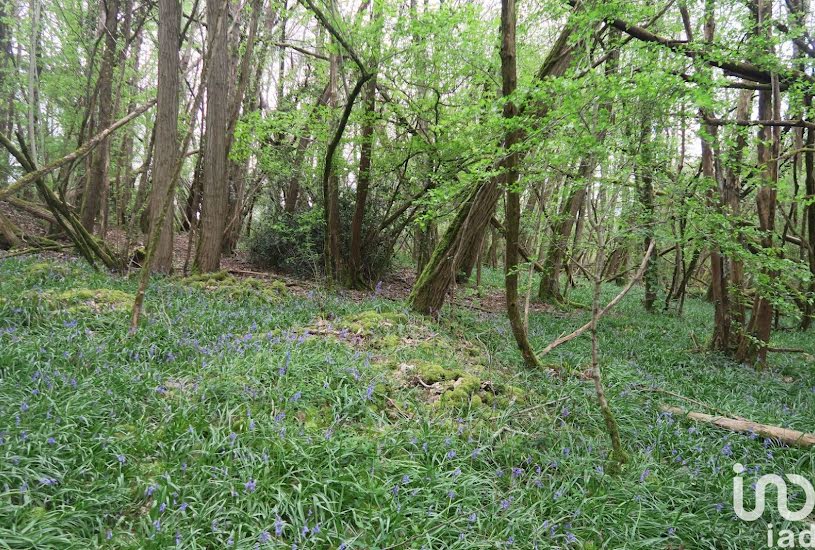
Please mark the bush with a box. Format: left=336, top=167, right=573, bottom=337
left=247, top=195, right=394, bottom=284
left=248, top=209, right=324, bottom=277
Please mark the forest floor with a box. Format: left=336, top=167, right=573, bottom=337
left=1, top=255, right=814, bottom=549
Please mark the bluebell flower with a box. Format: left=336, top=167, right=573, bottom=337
left=117, top=454, right=126, bottom=464
left=47, top=437, right=56, bottom=445
left=245, top=479, right=256, bottom=493
left=259, top=531, right=271, bottom=544
left=274, top=516, right=284, bottom=536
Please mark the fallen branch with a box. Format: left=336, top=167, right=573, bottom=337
left=635, top=385, right=745, bottom=420
left=0, top=243, right=73, bottom=259
left=538, top=240, right=655, bottom=356
left=0, top=130, right=123, bottom=270
left=766, top=347, right=809, bottom=354
left=662, top=405, right=815, bottom=448
left=0, top=100, right=156, bottom=202
left=2, top=196, right=57, bottom=224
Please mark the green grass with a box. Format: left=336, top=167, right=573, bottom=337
left=1, top=256, right=813, bottom=549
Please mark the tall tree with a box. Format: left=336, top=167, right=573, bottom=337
left=147, top=0, right=181, bottom=273
left=81, top=0, right=120, bottom=234
left=500, top=0, right=539, bottom=366
left=194, top=0, right=230, bottom=273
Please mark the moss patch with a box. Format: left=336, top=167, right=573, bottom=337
left=180, top=271, right=287, bottom=303
left=338, top=310, right=408, bottom=335
left=32, top=288, right=134, bottom=313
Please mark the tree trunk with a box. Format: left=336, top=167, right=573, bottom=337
left=347, top=75, right=377, bottom=288
left=636, top=140, right=657, bottom=312
left=735, top=0, right=778, bottom=366
left=409, top=22, right=579, bottom=315
left=501, top=0, right=539, bottom=366
left=194, top=0, right=230, bottom=273
left=147, top=0, right=181, bottom=273
left=81, top=0, right=120, bottom=234
left=347, top=0, right=380, bottom=288
left=801, top=97, right=815, bottom=330
left=538, top=169, right=588, bottom=304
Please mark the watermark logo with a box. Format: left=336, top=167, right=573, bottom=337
left=733, top=463, right=815, bottom=547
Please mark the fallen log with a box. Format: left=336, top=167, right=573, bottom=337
left=661, top=405, right=815, bottom=448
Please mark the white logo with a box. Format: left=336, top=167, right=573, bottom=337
left=733, top=463, right=815, bottom=522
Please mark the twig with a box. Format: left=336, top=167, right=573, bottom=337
left=538, top=240, right=656, bottom=356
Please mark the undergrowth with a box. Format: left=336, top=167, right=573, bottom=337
left=1, top=256, right=813, bottom=549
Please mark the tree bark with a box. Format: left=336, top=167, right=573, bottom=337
left=501, top=0, right=539, bottom=367
left=81, top=0, right=120, bottom=234
left=148, top=0, right=181, bottom=273
left=194, top=0, right=230, bottom=273
left=538, top=167, right=589, bottom=304
left=347, top=0, right=380, bottom=288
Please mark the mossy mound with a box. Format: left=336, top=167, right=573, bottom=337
left=338, top=310, right=408, bottom=335
left=180, top=271, right=287, bottom=303
left=32, top=288, right=134, bottom=313
left=415, top=361, right=461, bottom=384
left=394, top=360, right=525, bottom=410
